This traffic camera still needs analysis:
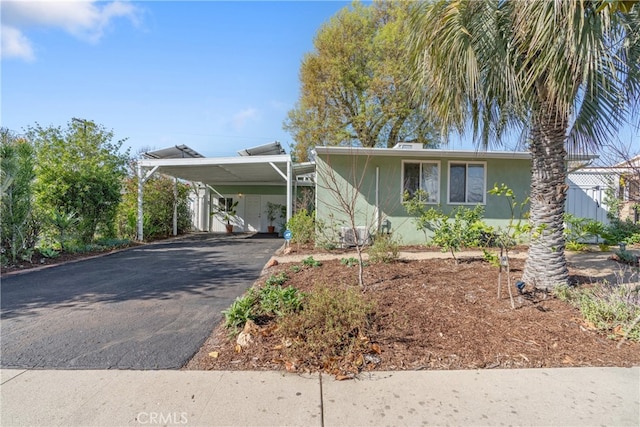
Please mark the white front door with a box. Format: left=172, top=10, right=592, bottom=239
left=244, top=195, right=262, bottom=232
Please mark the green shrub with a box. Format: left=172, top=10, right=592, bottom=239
left=30, top=121, right=129, bottom=244
left=566, top=241, right=588, bottom=252
left=302, top=256, right=322, bottom=268
left=578, top=286, right=640, bottom=341
left=78, top=243, right=102, bottom=253
left=49, top=210, right=79, bottom=251
left=1, top=130, right=39, bottom=264
left=285, top=209, right=315, bottom=245
left=404, top=191, right=486, bottom=262
left=117, top=174, right=192, bottom=241
left=614, top=249, right=639, bottom=266
left=340, top=257, right=360, bottom=267
left=257, top=282, right=305, bottom=317
left=564, top=214, right=608, bottom=244
left=553, top=282, right=640, bottom=342
left=278, top=285, right=375, bottom=370
left=605, top=219, right=640, bottom=245
left=553, top=284, right=573, bottom=302
left=264, top=272, right=289, bottom=287
left=482, top=248, right=501, bottom=267
left=320, top=241, right=338, bottom=251
left=625, top=233, right=640, bottom=245
left=37, top=247, right=59, bottom=259
left=367, top=234, right=399, bottom=263
left=486, top=183, right=530, bottom=253
left=222, top=273, right=305, bottom=332
left=222, top=293, right=258, bottom=332
left=289, top=265, right=301, bottom=273
left=94, top=238, right=132, bottom=250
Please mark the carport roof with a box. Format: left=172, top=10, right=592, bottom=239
left=138, top=154, right=294, bottom=186
left=143, top=144, right=205, bottom=159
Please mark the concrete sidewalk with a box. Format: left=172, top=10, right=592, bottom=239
left=2, top=367, right=638, bottom=426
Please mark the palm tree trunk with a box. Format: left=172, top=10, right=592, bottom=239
left=523, top=109, right=570, bottom=290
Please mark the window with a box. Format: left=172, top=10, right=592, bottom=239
left=402, top=161, right=439, bottom=203
left=448, top=162, right=486, bottom=204
left=218, top=197, right=234, bottom=212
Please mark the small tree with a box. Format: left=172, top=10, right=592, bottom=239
left=1, top=129, right=39, bottom=264
left=315, top=154, right=378, bottom=289
left=404, top=190, right=486, bottom=263
left=29, top=120, right=129, bottom=244
left=211, top=199, right=238, bottom=233
left=265, top=202, right=284, bottom=232
left=50, top=211, right=79, bottom=252
left=484, top=184, right=530, bottom=309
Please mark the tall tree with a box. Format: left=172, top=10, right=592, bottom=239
left=409, top=0, right=640, bottom=289
left=284, top=0, right=439, bottom=161
left=28, top=120, right=130, bottom=243
left=1, top=128, right=38, bottom=263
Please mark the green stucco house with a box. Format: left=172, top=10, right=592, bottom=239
left=313, top=144, right=533, bottom=246
left=138, top=142, right=596, bottom=246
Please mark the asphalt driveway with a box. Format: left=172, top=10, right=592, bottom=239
left=0, top=233, right=282, bottom=369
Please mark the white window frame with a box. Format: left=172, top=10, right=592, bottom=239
left=447, top=161, right=487, bottom=205
left=401, top=160, right=440, bottom=204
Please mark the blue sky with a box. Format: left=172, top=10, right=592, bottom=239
left=2, top=1, right=637, bottom=160
left=1, top=0, right=366, bottom=157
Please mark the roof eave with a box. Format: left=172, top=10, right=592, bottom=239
left=138, top=154, right=291, bottom=167
left=313, top=146, right=598, bottom=162
left=313, top=146, right=531, bottom=160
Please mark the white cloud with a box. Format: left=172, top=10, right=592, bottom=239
left=1, top=25, right=35, bottom=61
left=1, top=0, right=141, bottom=60
left=231, top=108, right=260, bottom=130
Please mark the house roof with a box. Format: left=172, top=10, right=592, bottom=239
left=313, top=146, right=596, bottom=162
left=314, top=146, right=532, bottom=160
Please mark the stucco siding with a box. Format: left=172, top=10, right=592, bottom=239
left=315, top=151, right=531, bottom=245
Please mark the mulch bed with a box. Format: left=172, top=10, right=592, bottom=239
left=185, top=256, right=640, bottom=375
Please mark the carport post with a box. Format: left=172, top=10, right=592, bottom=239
left=137, top=163, right=144, bottom=241
left=173, top=177, right=178, bottom=236
left=286, top=160, right=292, bottom=223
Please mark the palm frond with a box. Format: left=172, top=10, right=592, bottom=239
left=512, top=0, right=640, bottom=152
left=408, top=0, right=525, bottom=148
left=409, top=0, right=640, bottom=152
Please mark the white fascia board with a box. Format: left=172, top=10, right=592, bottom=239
left=314, top=146, right=597, bottom=162
left=313, top=146, right=532, bottom=160
left=138, top=154, right=291, bottom=167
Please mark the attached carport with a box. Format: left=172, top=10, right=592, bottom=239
left=136, top=143, right=313, bottom=241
